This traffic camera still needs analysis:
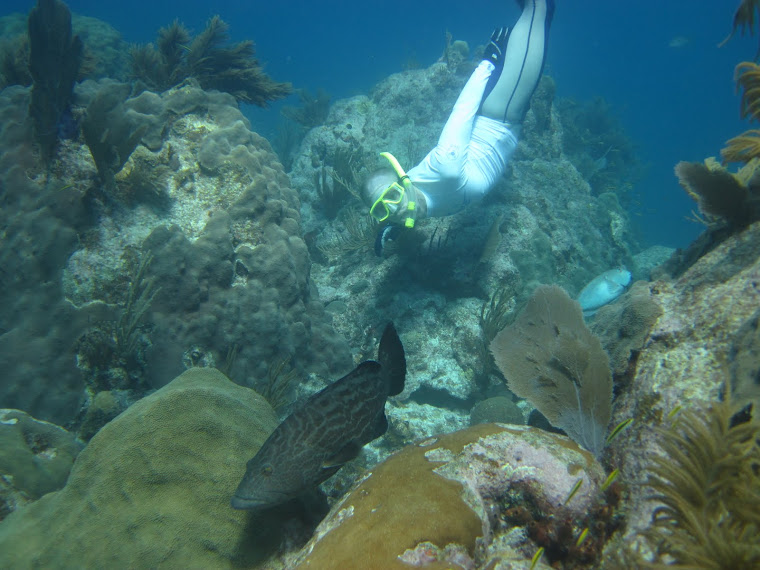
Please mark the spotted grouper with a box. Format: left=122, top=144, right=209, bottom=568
left=231, top=322, right=406, bottom=510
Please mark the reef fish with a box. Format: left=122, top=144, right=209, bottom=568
left=668, top=36, right=690, bottom=49
left=231, top=323, right=406, bottom=510
left=577, top=268, right=632, bottom=317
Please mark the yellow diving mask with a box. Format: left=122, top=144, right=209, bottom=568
left=369, top=181, right=405, bottom=222
left=369, top=152, right=418, bottom=228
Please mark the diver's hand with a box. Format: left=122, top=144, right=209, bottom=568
left=483, top=27, right=508, bottom=67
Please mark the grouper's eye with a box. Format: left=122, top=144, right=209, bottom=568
left=261, top=464, right=273, bottom=477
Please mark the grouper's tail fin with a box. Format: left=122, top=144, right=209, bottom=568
left=378, top=322, right=406, bottom=396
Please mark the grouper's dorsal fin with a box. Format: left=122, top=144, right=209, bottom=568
left=378, top=322, right=406, bottom=396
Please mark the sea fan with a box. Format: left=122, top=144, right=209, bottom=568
left=490, top=285, right=612, bottom=456
left=720, top=0, right=760, bottom=58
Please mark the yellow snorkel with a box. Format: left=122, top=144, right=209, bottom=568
left=374, top=152, right=417, bottom=228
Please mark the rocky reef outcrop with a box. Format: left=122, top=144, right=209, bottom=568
left=0, top=78, right=351, bottom=429
left=601, top=219, right=760, bottom=562
left=284, top=61, right=641, bottom=444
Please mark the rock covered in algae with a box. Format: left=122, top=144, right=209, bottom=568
left=604, top=219, right=760, bottom=561
left=0, top=368, right=279, bottom=568
left=290, top=423, right=607, bottom=569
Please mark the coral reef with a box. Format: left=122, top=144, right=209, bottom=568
left=0, top=368, right=284, bottom=568
left=603, top=219, right=760, bottom=563
left=675, top=157, right=760, bottom=228
left=6, top=4, right=759, bottom=567
left=0, top=75, right=350, bottom=429
left=129, top=16, right=291, bottom=106
left=290, top=423, right=613, bottom=569
left=0, top=409, right=83, bottom=521
left=282, top=59, right=637, bottom=447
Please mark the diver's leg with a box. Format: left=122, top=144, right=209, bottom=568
left=480, top=0, right=554, bottom=124
left=433, top=60, right=495, bottom=178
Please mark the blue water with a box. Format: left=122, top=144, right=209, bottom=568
left=2, top=0, right=754, bottom=248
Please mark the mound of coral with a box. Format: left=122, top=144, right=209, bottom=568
left=290, top=423, right=612, bottom=569
left=0, top=409, right=82, bottom=521
left=0, top=76, right=351, bottom=429
left=0, top=368, right=280, bottom=568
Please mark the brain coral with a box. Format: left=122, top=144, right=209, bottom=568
left=0, top=368, right=280, bottom=568
left=291, top=423, right=608, bottom=569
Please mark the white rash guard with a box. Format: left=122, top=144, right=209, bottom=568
left=407, top=61, right=519, bottom=217
left=406, top=0, right=551, bottom=218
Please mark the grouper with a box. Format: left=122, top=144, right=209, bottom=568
left=231, top=322, right=406, bottom=510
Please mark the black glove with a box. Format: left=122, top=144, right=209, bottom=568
left=482, top=27, right=509, bottom=67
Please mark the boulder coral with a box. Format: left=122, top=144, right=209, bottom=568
left=0, top=84, right=117, bottom=426
left=0, top=368, right=280, bottom=568
left=0, top=409, right=83, bottom=521
left=291, top=423, right=611, bottom=569
left=0, top=77, right=351, bottom=427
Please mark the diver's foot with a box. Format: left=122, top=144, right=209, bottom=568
left=517, top=0, right=555, bottom=20
left=517, top=0, right=555, bottom=9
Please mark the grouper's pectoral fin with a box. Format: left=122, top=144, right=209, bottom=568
left=322, top=440, right=363, bottom=469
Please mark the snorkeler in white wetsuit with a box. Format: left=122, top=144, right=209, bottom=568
left=364, top=0, right=554, bottom=231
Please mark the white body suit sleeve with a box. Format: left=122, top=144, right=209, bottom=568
left=407, top=60, right=519, bottom=217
